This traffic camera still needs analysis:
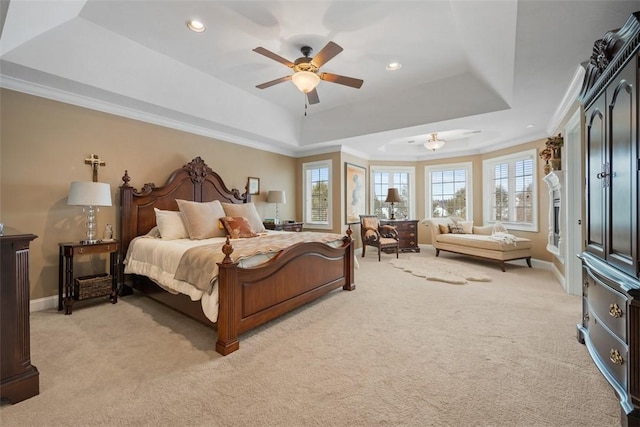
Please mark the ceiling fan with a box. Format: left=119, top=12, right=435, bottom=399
left=253, top=41, right=364, bottom=105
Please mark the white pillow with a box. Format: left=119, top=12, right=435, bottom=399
left=458, top=221, right=474, bottom=234
left=221, top=202, right=266, bottom=233
left=176, top=199, right=227, bottom=239
left=154, top=208, right=189, bottom=240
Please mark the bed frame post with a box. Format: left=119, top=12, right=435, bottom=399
left=216, top=238, right=240, bottom=355
left=343, top=227, right=356, bottom=291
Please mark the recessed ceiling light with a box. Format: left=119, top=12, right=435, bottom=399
left=386, top=62, right=401, bottom=71
left=186, top=20, right=206, bottom=33
left=526, top=124, right=535, bottom=128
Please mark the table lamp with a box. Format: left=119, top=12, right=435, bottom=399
left=68, top=181, right=112, bottom=244
left=385, top=188, right=402, bottom=220
left=267, top=190, right=286, bottom=225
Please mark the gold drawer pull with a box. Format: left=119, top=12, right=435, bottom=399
left=78, top=247, right=85, bottom=254
left=583, top=312, right=589, bottom=322
left=610, top=349, right=624, bottom=365
left=583, top=279, right=589, bottom=288
left=609, top=303, right=623, bottom=318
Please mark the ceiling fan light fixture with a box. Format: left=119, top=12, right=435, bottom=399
left=424, top=133, right=446, bottom=151
left=291, top=71, right=320, bottom=93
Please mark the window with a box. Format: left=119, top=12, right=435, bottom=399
left=482, top=149, right=537, bottom=232
left=425, top=162, right=473, bottom=220
left=370, top=166, right=415, bottom=219
left=302, top=160, right=332, bottom=229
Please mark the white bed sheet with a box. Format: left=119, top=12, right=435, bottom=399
left=124, top=232, right=282, bottom=322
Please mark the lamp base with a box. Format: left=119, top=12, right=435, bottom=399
left=80, top=239, right=101, bottom=245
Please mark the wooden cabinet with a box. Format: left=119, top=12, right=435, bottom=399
left=0, top=233, right=39, bottom=404
left=380, top=219, right=420, bottom=252
left=578, top=12, right=640, bottom=426
left=263, top=222, right=303, bottom=232
left=58, top=240, right=120, bottom=315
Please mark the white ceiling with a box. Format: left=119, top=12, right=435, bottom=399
left=1, top=1, right=638, bottom=160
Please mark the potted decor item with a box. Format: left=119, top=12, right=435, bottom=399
left=539, top=146, right=552, bottom=174
left=547, top=134, right=563, bottom=171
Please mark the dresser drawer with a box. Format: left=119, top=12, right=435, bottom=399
left=587, top=315, right=628, bottom=391
left=585, top=269, right=627, bottom=342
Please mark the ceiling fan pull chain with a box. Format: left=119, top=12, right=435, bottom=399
left=304, top=97, right=308, bottom=116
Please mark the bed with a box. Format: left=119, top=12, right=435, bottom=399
left=119, top=157, right=355, bottom=355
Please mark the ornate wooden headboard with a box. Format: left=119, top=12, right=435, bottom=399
left=119, top=156, right=249, bottom=257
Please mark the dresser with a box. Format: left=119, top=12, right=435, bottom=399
left=0, top=232, right=39, bottom=404
left=577, top=12, right=640, bottom=426
left=380, top=219, right=420, bottom=253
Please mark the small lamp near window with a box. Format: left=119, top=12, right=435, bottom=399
left=267, top=190, right=286, bottom=225
left=385, top=188, right=402, bottom=220
left=68, top=181, right=112, bottom=244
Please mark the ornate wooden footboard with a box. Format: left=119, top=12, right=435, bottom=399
left=119, top=157, right=355, bottom=355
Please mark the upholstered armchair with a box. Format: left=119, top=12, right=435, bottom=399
left=359, top=215, right=399, bottom=261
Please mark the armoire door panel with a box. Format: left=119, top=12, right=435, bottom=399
left=607, top=65, right=638, bottom=276
left=585, top=98, right=606, bottom=259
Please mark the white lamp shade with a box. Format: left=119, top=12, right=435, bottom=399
left=291, top=71, right=320, bottom=93
left=267, top=190, right=286, bottom=204
left=68, top=182, right=112, bottom=207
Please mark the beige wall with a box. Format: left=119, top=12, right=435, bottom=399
left=1, top=89, right=555, bottom=302
left=1, top=89, right=296, bottom=300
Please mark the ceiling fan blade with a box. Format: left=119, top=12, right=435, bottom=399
left=253, top=47, right=295, bottom=68
left=306, top=88, right=320, bottom=105
left=311, top=41, right=343, bottom=68
left=256, top=75, right=292, bottom=89
left=320, top=73, right=363, bottom=89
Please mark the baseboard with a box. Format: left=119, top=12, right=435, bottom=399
left=30, top=295, right=58, bottom=313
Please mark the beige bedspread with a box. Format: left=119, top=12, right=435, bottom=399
left=174, top=232, right=344, bottom=291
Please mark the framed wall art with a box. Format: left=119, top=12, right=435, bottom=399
left=345, top=163, right=366, bottom=224
left=248, top=177, right=260, bottom=195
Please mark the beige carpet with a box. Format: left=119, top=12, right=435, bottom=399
left=0, top=247, right=621, bottom=426
left=390, top=256, right=491, bottom=284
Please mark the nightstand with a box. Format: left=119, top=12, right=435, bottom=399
left=58, top=240, right=120, bottom=315
left=263, top=222, right=304, bottom=232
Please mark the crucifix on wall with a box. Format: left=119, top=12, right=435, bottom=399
left=84, top=154, right=106, bottom=182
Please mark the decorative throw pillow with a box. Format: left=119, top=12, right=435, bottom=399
left=438, top=224, right=451, bottom=234
left=448, top=224, right=465, bottom=234
left=154, top=208, right=189, bottom=240
left=458, top=221, right=474, bottom=234
left=176, top=199, right=226, bottom=239
left=220, top=216, right=258, bottom=238
left=473, top=225, right=493, bottom=236
left=221, top=202, right=266, bottom=233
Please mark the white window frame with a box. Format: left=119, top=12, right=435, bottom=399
left=302, top=159, right=333, bottom=230
left=424, top=162, right=473, bottom=220
left=482, top=149, right=538, bottom=232
left=369, top=166, right=416, bottom=220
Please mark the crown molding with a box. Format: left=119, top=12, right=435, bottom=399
left=546, top=65, right=585, bottom=135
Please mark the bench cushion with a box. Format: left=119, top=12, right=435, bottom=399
left=436, top=233, right=532, bottom=252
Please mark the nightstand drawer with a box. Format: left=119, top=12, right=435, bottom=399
left=63, top=242, right=119, bottom=256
